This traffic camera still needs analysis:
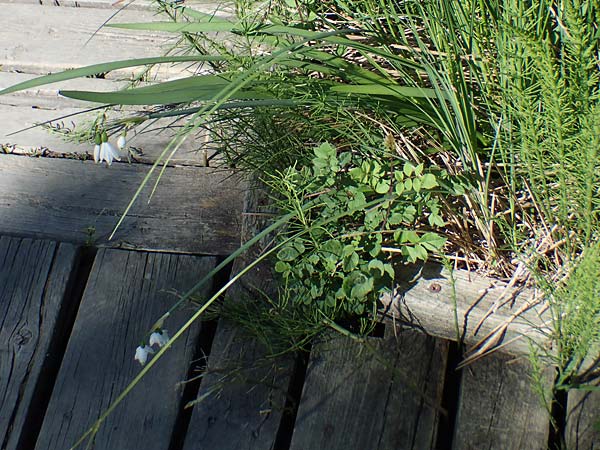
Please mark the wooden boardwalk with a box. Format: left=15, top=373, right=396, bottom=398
left=0, top=2, right=598, bottom=449
left=0, top=233, right=560, bottom=450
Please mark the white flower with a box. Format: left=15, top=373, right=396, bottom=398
left=98, top=141, right=121, bottom=166
left=93, top=144, right=101, bottom=163
left=149, top=330, right=169, bottom=348
left=117, top=134, right=127, bottom=151
left=134, top=345, right=155, bottom=366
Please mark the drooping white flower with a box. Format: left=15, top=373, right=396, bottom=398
left=99, top=141, right=121, bottom=166
left=134, top=345, right=155, bottom=366
left=149, top=329, right=169, bottom=348
left=93, top=131, right=121, bottom=166
left=117, top=134, right=127, bottom=151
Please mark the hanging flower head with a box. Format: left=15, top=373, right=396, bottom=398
left=149, top=329, right=169, bottom=348
left=93, top=131, right=121, bottom=165
left=134, top=345, right=155, bottom=366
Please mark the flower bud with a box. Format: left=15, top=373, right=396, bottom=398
left=117, top=134, right=127, bottom=150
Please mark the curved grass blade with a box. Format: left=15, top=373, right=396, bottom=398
left=106, top=23, right=421, bottom=73
left=83, top=0, right=134, bottom=47
left=0, top=55, right=227, bottom=96
left=60, top=75, right=272, bottom=105
left=171, top=5, right=229, bottom=22
left=108, top=22, right=350, bottom=40
left=329, top=83, right=443, bottom=99
left=107, top=21, right=235, bottom=33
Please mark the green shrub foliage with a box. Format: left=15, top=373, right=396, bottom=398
left=271, top=142, right=446, bottom=317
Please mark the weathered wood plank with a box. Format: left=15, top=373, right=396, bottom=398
left=34, top=249, right=216, bottom=450
left=453, top=353, right=552, bottom=450
left=0, top=154, right=243, bottom=254
left=566, top=356, right=600, bottom=450
left=0, top=0, right=234, bottom=14
left=0, top=4, right=199, bottom=78
left=0, top=73, right=212, bottom=166
left=382, top=264, right=551, bottom=356
left=183, top=184, right=294, bottom=450
left=567, top=388, right=600, bottom=450
left=0, top=0, right=157, bottom=9
left=0, top=105, right=211, bottom=167
left=0, top=237, right=78, bottom=450
left=289, top=328, right=448, bottom=450
left=182, top=321, right=294, bottom=450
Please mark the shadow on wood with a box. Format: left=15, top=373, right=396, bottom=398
left=0, top=237, right=77, bottom=450
left=34, top=249, right=217, bottom=450
left=0, top=154, right=244, bottom=255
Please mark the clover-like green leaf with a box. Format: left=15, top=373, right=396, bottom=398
left=419, top=232, right=447, bottom=251
left=421, top=173, right=438, bottom=189
left=314, top=142, right=337, bottom=160
left=375, top=179, right=391, bottom=194
left=277, top=246, right=300, bottom=262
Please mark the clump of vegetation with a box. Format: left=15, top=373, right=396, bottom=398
left=270, top=142, right=445, bottom=316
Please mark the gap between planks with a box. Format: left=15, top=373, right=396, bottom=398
left=182, top=184, right=295, bottom=450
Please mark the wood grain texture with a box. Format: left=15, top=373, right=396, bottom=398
left=34, top=249, right=216, bottom=450
left=567, top=390, right=600, bottom=450
left=0, top=237, right=77, bottom=450
left=0, top=154, right=244, bottom=254
left=182, top=321, right=294, bottom=450
left=0, top=73, right=213, bottom=166
left=567, top=388, right=600, bottom=450
left=183, top=184, right=294, bottom=450
left=381, top=264, right=550, bottom=356
left=289, top=328, right=448, bottom=450
left=0, top=4, right=198, bottom=78
left=0, top=0, right=234, bottom=14
left=566, top=356, right=600, bottom=450
left=452, top=353, right=552, bottom=450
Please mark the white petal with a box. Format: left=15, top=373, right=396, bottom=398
left=106, top=142, right=119, bottom=161
left=117, top=135, right=127, bottom=150
left=99, top=142, right=107, bottom=164
left=93, top=144, right=100, bottom=163
left=149, top=332, right=161, bottom=347
left=149, top=330, right=169, bottom=347
left=160, top=329, right=170, bottom=343
left=105, top=143, right=113, bottom=165
left=105, top=142, right=120, bottom=164
left=134, top=346, right=148, bottom=365
left=134, top=345, right=155, bottom=366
